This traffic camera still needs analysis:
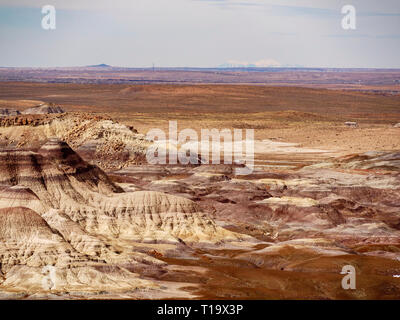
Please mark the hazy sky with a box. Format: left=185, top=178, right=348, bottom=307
left=0, top=0, right=399, bottom=68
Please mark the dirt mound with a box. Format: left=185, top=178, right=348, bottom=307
left=89, top=190, right=240, bottom=242
left=22, top=103, right=65, bottom=115
left=0, top=144, right=122, bottom=209
left=0, top=207, right=52, bottom=241
left=38, top=138, right=92, bottom=169
left=38, top=138, right=124, bottom=192
left=0, top=206, right=94, bottom=273
left=0, top=206, right=158, bottom=295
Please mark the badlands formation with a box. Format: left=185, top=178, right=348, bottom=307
left=0, top=107, right=399, bottom=299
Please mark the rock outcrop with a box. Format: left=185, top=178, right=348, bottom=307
left=0, top=138, right=243, bottom=296
left=0, top=113, right=150, bottom=170
left=0, top=139, right=238, bottom=243
left=0, top=109, right=20, bottom=117
left=22, top=103, right=65, bottom=115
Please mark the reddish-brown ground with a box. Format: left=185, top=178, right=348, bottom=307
left=0, top=82, right=399, bottom=154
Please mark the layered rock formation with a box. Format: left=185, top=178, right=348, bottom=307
left=0, top=138, right=242, bottom=297
left=0, top=205, right=158, bottom=296
left=0, top=113, right=150, bottom=170
left=0, top=111, right=399, bottom=299
left=119, top=149, right=400, bottom=249
left=0, top=138, right=238, bottom=241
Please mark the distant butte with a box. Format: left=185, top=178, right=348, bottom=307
left=87, top=63, right=111, bottom=68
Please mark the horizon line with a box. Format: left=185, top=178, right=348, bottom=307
left=1, top=65, right=400, bottom=71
